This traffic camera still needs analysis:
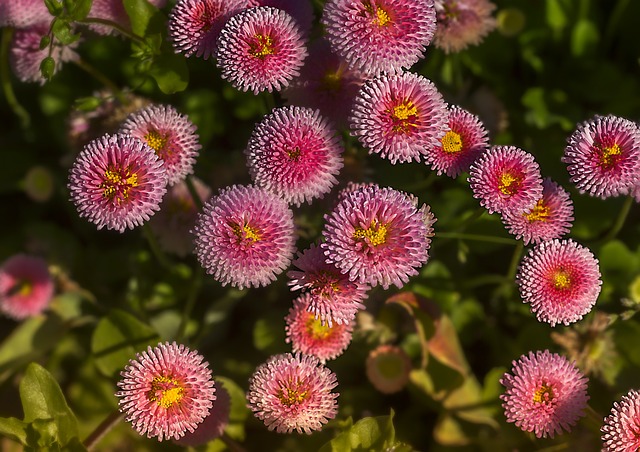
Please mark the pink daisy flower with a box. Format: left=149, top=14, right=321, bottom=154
left=282, top=38, right=366, bottom=128
left=10, top=24, right=79, bottom=84
left=500, top=350, right=589, bottom=438
left=322, top=0, right=437, bottom=75
left=0, top=0, right=51, bottom=27
left=245, top=106, right=344, bottom=206
left=285, top=293, right=355, bottom=363
left=602, top=389, right=640, bottom=451
left=365, top=345, right=412, bottom=394
left=516, top=239, right=602, bottom=327
left=502, top=178, right=574, bottom=245
left=0, top=254, right=53, bottom=320
left=86, top=0, right=167, bottom=35
left=168, top=0, right=248, bottom=59
left=119, top=104, right=201, bottom=186
left=216, top=6, right=308, bottom=94
left=174, top=381, right=231, bottom=446
left=116, top=342, right=216, bottom=442
left=468, top=145, right=543, bottom=215
left=350, top=72, right=448, bottom=164
left=322, top=185, right=436, bottom=289
left=425, top=105, right=489, bottom=177
left=193, top=184, right=296, bottom=289
left=562, top=115, right=640, bottom=199
left=68, top=134, right=168, bottom=233
left=148, top=178, right=212, bottom=257
left=433, top=0, right=497, bottom=54
left=246, top=0, right=314, bottom=34
left=287, top=243, right=367, bottom=325
left=246, top=352, right=339, bottom=434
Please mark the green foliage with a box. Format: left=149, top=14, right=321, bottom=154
left=319, top=410, right=408, bottom=452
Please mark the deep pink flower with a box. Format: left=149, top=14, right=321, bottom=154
left=350, top=72, right=448, bottom=164
left=562, top=115, right=640, bottom=199
left=502, top=178, right=574, bottom=245
left=0, top=0, right=51, bottom=27
left=322, top=185, right=436, bottom=289
left=246, top=352, right=339, bottom=434
left=216, top=6, right=307, bottom=94
left=516, top=239, right=601, bottom=327
left=246, top=0, right=314, bottom=34
left=193, top=185, right=296, bottom=289
left=68, top=134, right=167, bottom=232
left=174, top=381, right=231, bottom=446
left=425, top=105, right=489, bottom=177
left=116, top=342, right=216, bottom=442
left=287, top=243, right=367, bottom=325
left=119, top=104, right=201, bottom=186
left=86, top=0, right=167, bottom=35
left=0, top=255, right=53, bottom=320
left=285, top=293, right=355, bottom=363
left=10, top=24, right=79, bottom=84
left=365, top=345, right=412, bottom=394
left=245, top=106, right=343, bottom=206
left=322, top=0, right=437, bottom=75
left=168, top=0, right=248, bottom=59
left=468, top=145, right=543, bottom=214
left=500, top=350, right=589, bottom=438
left=601, top=389, right=640, bottom=451
left=433, top=0, right=497, bottom=54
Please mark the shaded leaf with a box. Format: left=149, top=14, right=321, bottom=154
left=0, top=417, right=28, bottom=445
left=149, top=52, right=189, bottom=94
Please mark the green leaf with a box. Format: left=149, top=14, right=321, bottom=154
left=67, top=0, right=93, bottom=21
left=571, top=19, right=599, bottom=57
left=91, top=309, right=160, bottom=378
left=123, top=0, right=161, bottom=36
left=0, top=417, right=29, bottom=444
left=149, top=53, right=189, bottom=94
left=44, top=0, right=64, bottom=16
left=39, top=35, right=51, bottom=51
left=40, top=57, right=56, bottom=81
left=52, top=20, right=80, bottom=45
left=319, top=411, right=396, bottom=452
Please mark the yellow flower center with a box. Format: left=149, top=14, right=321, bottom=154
left=389, top=101, right=418, bottom=133
left=277, top=380, right=310, bottom=407
left=599, top=143, right=622, bottom=169
left=305, top=313, right=334, bottom=340
left=363, top=0, right=392, bottom=27
left=8, top=280, right=33, bottom=297
left=147, top=376, right=184, bottom=409
left=249, top=34, right=275, bottom=59
left=553, top=269, right=571, bottom=290
left=441, top=130, right=463, bottom=154
left=311, top=270, right=341, bottom=295
left=286, top=147, right=301, bottom=161
left=532, top=383, right=554, bottom=404
left=144, top=130, right=169, bottom=154
left=524, top=199, right=551, bottom=223
left=498, top=171, right=522, bottom=196
left=232, top=223, right=262, bottom=243
left=322, top=70, right=342, bottom=91
left=353, top=221, right=388, bottom=246
left=100, top=166, right=139, bottom=204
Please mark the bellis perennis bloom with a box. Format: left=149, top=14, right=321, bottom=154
left=601, top=389, right=640, bottom=451
left=433, top=0, right=497, bottom=54
left=0, top=254, right=54, bottom=320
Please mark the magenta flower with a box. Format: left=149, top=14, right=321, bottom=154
left=168, top=0, right=248, bottom=59
left=246, top=0, right=314, bottom=34
left=322, top=0, right=437, bottom=75
left=0, top=254, right=53, bottom=320
left=116, top=342, right=216, bottom=442
left=468, top=145, right=543, bottom=214
left=10, top=24, right=79, bottom=84
left=601, top=389, right=640, bottom=451
left=216, top=6, right=308, bottom=94
left=500, top=350, right=589, bottom=438
left=322, top=185, right=436, bottom=289
left=365, top=345, right=412, bottom=394
left=433, top=0, right=497, bottom=54
left=86, top=0, right=167, bottom=35
left=425, top=105, right=489, bottom=177
left=287, top=243, right=367, bottom=325
left=68, top=134, right=167, bottom=232
left=193, top=185, right=296, bottom=289
left=516, top=239, right=601, bottom=327
left=174, top=381, right=231, bottom=446
left=502, top=178, right=574, bottom=245
left=285, top=293, right=355, bottom=363
left=246, top=106, right=343, bottom=206
left=119, top=104, right=201, bottom=186
left=246, top=352, right=339, bottom=434
left=350, top=72, right=448, bottom=164
left=563, top=115, right=640, bottom=199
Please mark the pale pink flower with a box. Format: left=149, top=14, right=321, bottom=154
left=602, top=389, right=640, bottom=451
left=0, top=0, right=51, bottom=27
left=0, top=254, right=53, bottom=320
left=433, top=0, right=497, bottom=54
left=173, top=381, right=231, bottom=446
left=86, top=0, right=167, bottom=35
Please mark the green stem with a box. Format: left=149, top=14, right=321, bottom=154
left=506, top=241, right=524, bottom=282
left=437, top=231, right=517, bottom=245
left=142, top=224, right=174, bottom=272
left=220, top=432, right=247, bottom=452
left=71, top=58, right=126, bottom=103
left=0, top=28, right=31, bottom=131
left=451, top=207, right=485, bottom=232
left=84, top=410, right=123, bottom=451
left=185, top=175, right=204, bottom=211
left=584, top=403, right=603, bottom=434
left=597, top=195, right=634, bottom=244
left=175, top=267, right=204, bottom=341
left=79, top=17, right=147, bottom=45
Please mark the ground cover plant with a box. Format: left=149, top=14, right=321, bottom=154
left=1, top=0, right=640, bottom=450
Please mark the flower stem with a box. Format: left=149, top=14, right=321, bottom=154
left=221, top=432, right=247, bottom=452
left=71, top=58, right=126, bottom=104
left=597, top=195, right=634, bottom=244
left=436, top=231, right=517, bottom=245
left=142, top=223, right=174, bottom=272
left=584, top=403, right=603, bottom=434
left=506, top=241, right=524, bottom=282
left=84, top=410, right=123, bottom=451
left=185, top=175, right=204, bottom=211
left=175, top=266, right=204, bottom=341
left=79, top=18, right=147, bottom=45
left=0, top=28, right=31, bottom=131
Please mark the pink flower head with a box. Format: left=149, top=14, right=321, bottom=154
left=350, top=72, right=448, bottom=164
left=10, top=24, right=79, bottom=84
left=516, top=239, right=601, bottom=327
left=283, top=38, right=366, bottom=128
left=468, top=145, right=543, bottom=215
left=0, top=254, right=53, bottom=320
left=174, top=381, right=231, bottom=446
left=86, top=0, right=167, bottom=35
left=433, top=0, right=497, bottom=54
left=285, top=293, right=355, bottom=363
left=562, top=115, right=640, bottom=199
left=322, top=185, right=436, bottom=289
left=148, top=178, right=212, bottom=257
left=68, top=134, right=167, bottom=232
left=602, top=389, right=640, bottom=451
left=322, top=0, right=437, bottom=75
left=500, top=350, right=589, bottom=438
left=245, top=106, right=344, bottom=206
left=502, top=178, right=574, bottom=245
left=365, top=345, right=412, bottom=394
left=116, top=342, right=215, bottom=442
left=246, top=0, right=314, bottom=34
left=426, top=105, right=489, bottom=177
left=193, top=184, right=296, bottom=289
left=246, top=352, right=339, bottom=434
left=287, top=243, right=367, bottom=325
left=168, top=0, right=248, bottom=59
left=0, top=0, right=50, bottom=27
left=119, top=104, right=201, bottom=186
left=216, top=6, right=308, bottom=94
